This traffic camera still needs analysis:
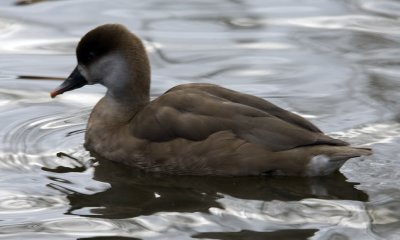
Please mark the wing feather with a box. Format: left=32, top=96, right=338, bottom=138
left=132, top=84, right=348, bottom=151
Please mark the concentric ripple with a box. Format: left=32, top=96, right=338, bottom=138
left=0, top=101, right=91, bottom=171
left=2, top=108, right=88, bottom=153
left=0, top=191, right=65, bottom=214
left=0, top=217, right=122, bottom=236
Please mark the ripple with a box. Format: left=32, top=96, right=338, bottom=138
left=210, top=196, right=369, bottom=229
left=1, top=106, right=88, bottom=153
left=0, top=103, right=91, bottom=171
left=330, top=122, right=400, bottom=146
left=0, top=191, right=65, bottom=214
left=0, top=17, right=20, bottom=38
left=0, top=197, right=375, bottom=239
left=360, top=0, right=400, bottom=18
left=0, top=38, right=77, bottom=54
left=270, top=15, right=400, bottom=35
left=0, top=217, right=123, bottom=236
left=42, top=217, right=119, bottom=233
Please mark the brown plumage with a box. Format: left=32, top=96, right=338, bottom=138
left=51, top=24, right=372, bottom=176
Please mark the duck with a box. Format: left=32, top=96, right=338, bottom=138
left=50, top=24, right=372, bottom=176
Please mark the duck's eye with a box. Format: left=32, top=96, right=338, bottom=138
left=87, top=52, right=96, bottom=61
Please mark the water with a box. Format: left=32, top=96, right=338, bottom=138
left=0, top=0, right=399, bottom=239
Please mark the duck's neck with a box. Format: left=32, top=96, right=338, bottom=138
left=102, top=50, right=150, bottom=118
left=105, top=78, right=150, bottom=116
left=94, top=55, right=150, bottom=126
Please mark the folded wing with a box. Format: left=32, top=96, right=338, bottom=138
left=132, top=83, right=348, bottom=151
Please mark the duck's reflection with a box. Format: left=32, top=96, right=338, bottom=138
left=44, top=155, right=368, bottom=219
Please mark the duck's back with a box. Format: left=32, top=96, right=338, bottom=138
left=132, top=83, right=347, bottom=152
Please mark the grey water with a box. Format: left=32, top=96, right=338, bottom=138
left=0, top=0, right=399, bottom=239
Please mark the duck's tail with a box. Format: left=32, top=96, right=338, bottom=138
left=301, top=145, right=372, bottom=176
left=328, top=146, right=372, bottom=162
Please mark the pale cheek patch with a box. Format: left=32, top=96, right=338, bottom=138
left=77, top=65, right=92, bottom=84
left=86, top=53, right=130, bottom=89
left=304, top=155, right=346, bottom=176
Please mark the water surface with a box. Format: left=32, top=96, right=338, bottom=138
left=0, top=0, right=400, bottom=239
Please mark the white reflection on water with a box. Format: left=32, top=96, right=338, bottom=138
left=360, top=0, right=400, bottom=18
left=331, top=122, right=400, bottom=146
left=213, top=196, right=369, bottom=228
left=0, top=38, right=77, bottom=54
left=269, top=15, right=400, bottom=35
left=0, top=195, right=388, bottom=240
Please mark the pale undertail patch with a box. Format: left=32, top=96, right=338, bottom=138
left=304, top=155, right=346, bottom=176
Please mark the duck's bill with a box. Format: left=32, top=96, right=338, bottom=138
left=50, top=66, right=88, bottom=98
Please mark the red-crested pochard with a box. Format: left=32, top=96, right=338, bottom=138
left=51, top=24, right=372, bottom=176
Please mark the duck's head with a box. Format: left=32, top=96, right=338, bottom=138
left=51, top=24, right=150, bottom=100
